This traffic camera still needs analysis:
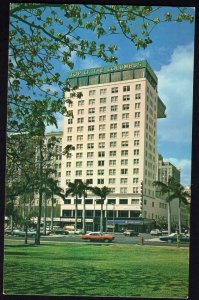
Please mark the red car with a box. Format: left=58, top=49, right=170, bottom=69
left=81, top=232, right=115, bottom=243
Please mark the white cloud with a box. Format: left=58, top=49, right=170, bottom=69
left=164, top=157, right=192, bottom=185
left=134, top=49, right=151, bottom=61
left=156, top=42, right=194, bottom=144
left=79, top=57, right=101, bottom=70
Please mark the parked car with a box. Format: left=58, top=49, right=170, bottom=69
left=4, top=227, right=13, bottom=235
left=123, top=230, right=139, bottom=237
left=81, top=232, right=115, bottom=242
left=51, top=227, right=69, bottom=235
left=150, top=229, right=162, bottom=236
left=13, top=229, right=36, bottom=237
left=159, top=233, right=190, bottom=243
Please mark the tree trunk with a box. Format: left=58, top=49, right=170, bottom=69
left=100, top=202, right=103, bottom=233
left=24, top=223, right=28, bottom=244
left=82, top=195, right=86, bottom=233
left=43, top=190, right=46, bottom=236
left=168, top=201, right=171, bottom=235
left=35, top=187, right=42, bottom=245
left=74, top=196, right=78, bottom=231
left=178, top=199, right=182, bottom=234
left=51, top=193, right=54, bottom=231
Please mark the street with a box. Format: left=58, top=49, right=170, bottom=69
left=4, top=233, right=189, bottom=247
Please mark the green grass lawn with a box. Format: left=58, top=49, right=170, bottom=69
left=3, top=242, right=189, bottom=298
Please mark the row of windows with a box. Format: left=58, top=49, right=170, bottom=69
left=87, top=85, right=141, bottom=96
left=64, top=198, right=141, bottom=205
left=76, top=93, right=141, bottom=107
left=73, top=147, right=140, bottom=158
left=66, top=158, right=139, bottom=168
left=66, top=167, right=140, bottom=176
left=62, top=210, right=142, bottom=218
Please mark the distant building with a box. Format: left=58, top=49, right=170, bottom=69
left=157, top=154, right=180, bottom=184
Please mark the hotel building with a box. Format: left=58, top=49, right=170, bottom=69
left=59, top=60, right=168, bottom=232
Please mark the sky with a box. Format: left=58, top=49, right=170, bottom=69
left=22, top=5, right=196, bottom=186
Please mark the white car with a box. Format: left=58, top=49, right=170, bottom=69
left=150, top=229, right=162, bottom=236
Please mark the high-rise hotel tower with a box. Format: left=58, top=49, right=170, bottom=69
left=61, top=60, right=166, bottom=231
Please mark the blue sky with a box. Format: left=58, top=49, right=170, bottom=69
left=42, top=6, right=195, bottom=185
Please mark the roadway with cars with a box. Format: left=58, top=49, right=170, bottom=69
left=4, top=232, right=189, bottom=247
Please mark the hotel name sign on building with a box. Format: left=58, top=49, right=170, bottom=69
left=68, top=61, right=151, bottom=78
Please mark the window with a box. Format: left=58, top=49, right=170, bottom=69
left=88, top=116, right=95, bottom=123
left=133, top=159, right=139, bottom=165
left=99, top=133, right=105, bottom=139
left=133, top=187, right=138, bottom=193
left=87, top=152, right=93, bottom=158
left=122, top=122, right=129, bottom=128
left=76, top=153, right=83, bottom=159
left=135, top=84, right=141, bottom=90
left=77, top=117, right=84, bottom=123
left=88, top=108, right=95, bottom=114
left=110, top=114, right=117, bottom=121
left=110, top=141, right=117, bottom=147
left=120, top=188, right=127, bottom=194
left=100, top=97, right=106, bottom=104
left=98, top=169, right=104, bottom=175
left=98, top=160, right=105, bottom=166
left=68, top=119, right=73, bottom=125
left=89, top=99, right=95, bottom=105
left=111, top=96, right=118, bottom=103
left=121, top=141, right=128, bottom=147
left=66, top=171, right=71, bottom=176
left=67, top=136, right=72, bottom=141
left=98, top=151, right=105, bottom=157
left=123, top=95, right=130, bottom=101
left=98, top=142, right=105, bottom=148
left=98, top=179, right=104, bottom=184
left=135, top=103, right=140, bottom=109
left=135, top=112, right=140, bottom=118
left=121, top=150, right=128, bottom=156
left=100, top=88, right=106, bottom=95
left=123, top=85, right=130, bottom=92
left=66, top=162, right=71, bottom=167
left=133, top=178, right=139, bottom=184
left=121, top=169, right=128, bottom=174
left=110, top=188, right=115, bottom=193
left=131, top=198, right=139, bottom=204
left=76, top=170, right=82, bottom=176
left=88, top=125, right=95, bottom=131
left=86, top=170, right=93, bottom=176
left=78, top=100, right=84, bottom=106
left=121, top=159, right=128, bottom=165
left=109, top=178, right=116, bottom=184
left=87, top=143, right=94, bottom=149
left=89, top=90, right=96, bottom=96
left=119, top=198, right=128, bottom=204
left=111, top=87, right=118, bottom=93
left=87, top=134, right=94, bottom=140
left=109, top=160, right=116, bottom=166
left=67, top=127, right=72, bottom=133
left=123, top=104, right=130, bottom=110
left=76, top=161, right=82, bottom=167
left=107, top=199, right=116, bottom=204
left=133, top=168, right=139, bottom=174
left=122, top=131, right=129, bottom=138
left=134, top=140, right=140, bottom=146
left=99, top=106, right=106, bottom=113
left=77, top=126, right=83, bottom=132
left=99, top=124, right=106, bottom=131
left=111, top=105, right=118, bottom=112
left=87, top=179, right=93, bottom=184
left=134, top=121, right=140, bottom=127
left=109, top=151, right=116, bottom=157
left=134, top=130, right=140, bottom=137
left=99, top=115, right=106, bottom=122
left=109, top=169, right=116, bottom=175
left=120, top=178, right=128, bottom=184
left=78, top=109, right=84, bottom=115
left=110, top=132, right=117, bottom=139
left=135, top=93, right=141, bottom=99
left=64, top=199, right=71, bottom=204
left=110, top=123, right=117, bottom=130
left=122, top=113, right=129, bottom=119
left=87, top=161, right=93, bottom=167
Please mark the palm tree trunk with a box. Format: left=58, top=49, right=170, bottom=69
left=178, top=199, right=182, bottom=234
left=75, top=196, right=78, bottom=231
left=51, top=193, right=54, bottom=231
left=100, top=202, right=103, bottom=233
left=82, top=195, right=86, bottom=233
left=168, top=200, right=171, bottom=235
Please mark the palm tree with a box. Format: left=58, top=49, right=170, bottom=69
left=65, top=179, right=83, bottom=231
left=153, top=177, right=179, bottom=235
left=169, top=184, right=190, bottom=233
left=90, top=186, right=111, bottom=233
left=79, top=180, right=90, bottom=234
